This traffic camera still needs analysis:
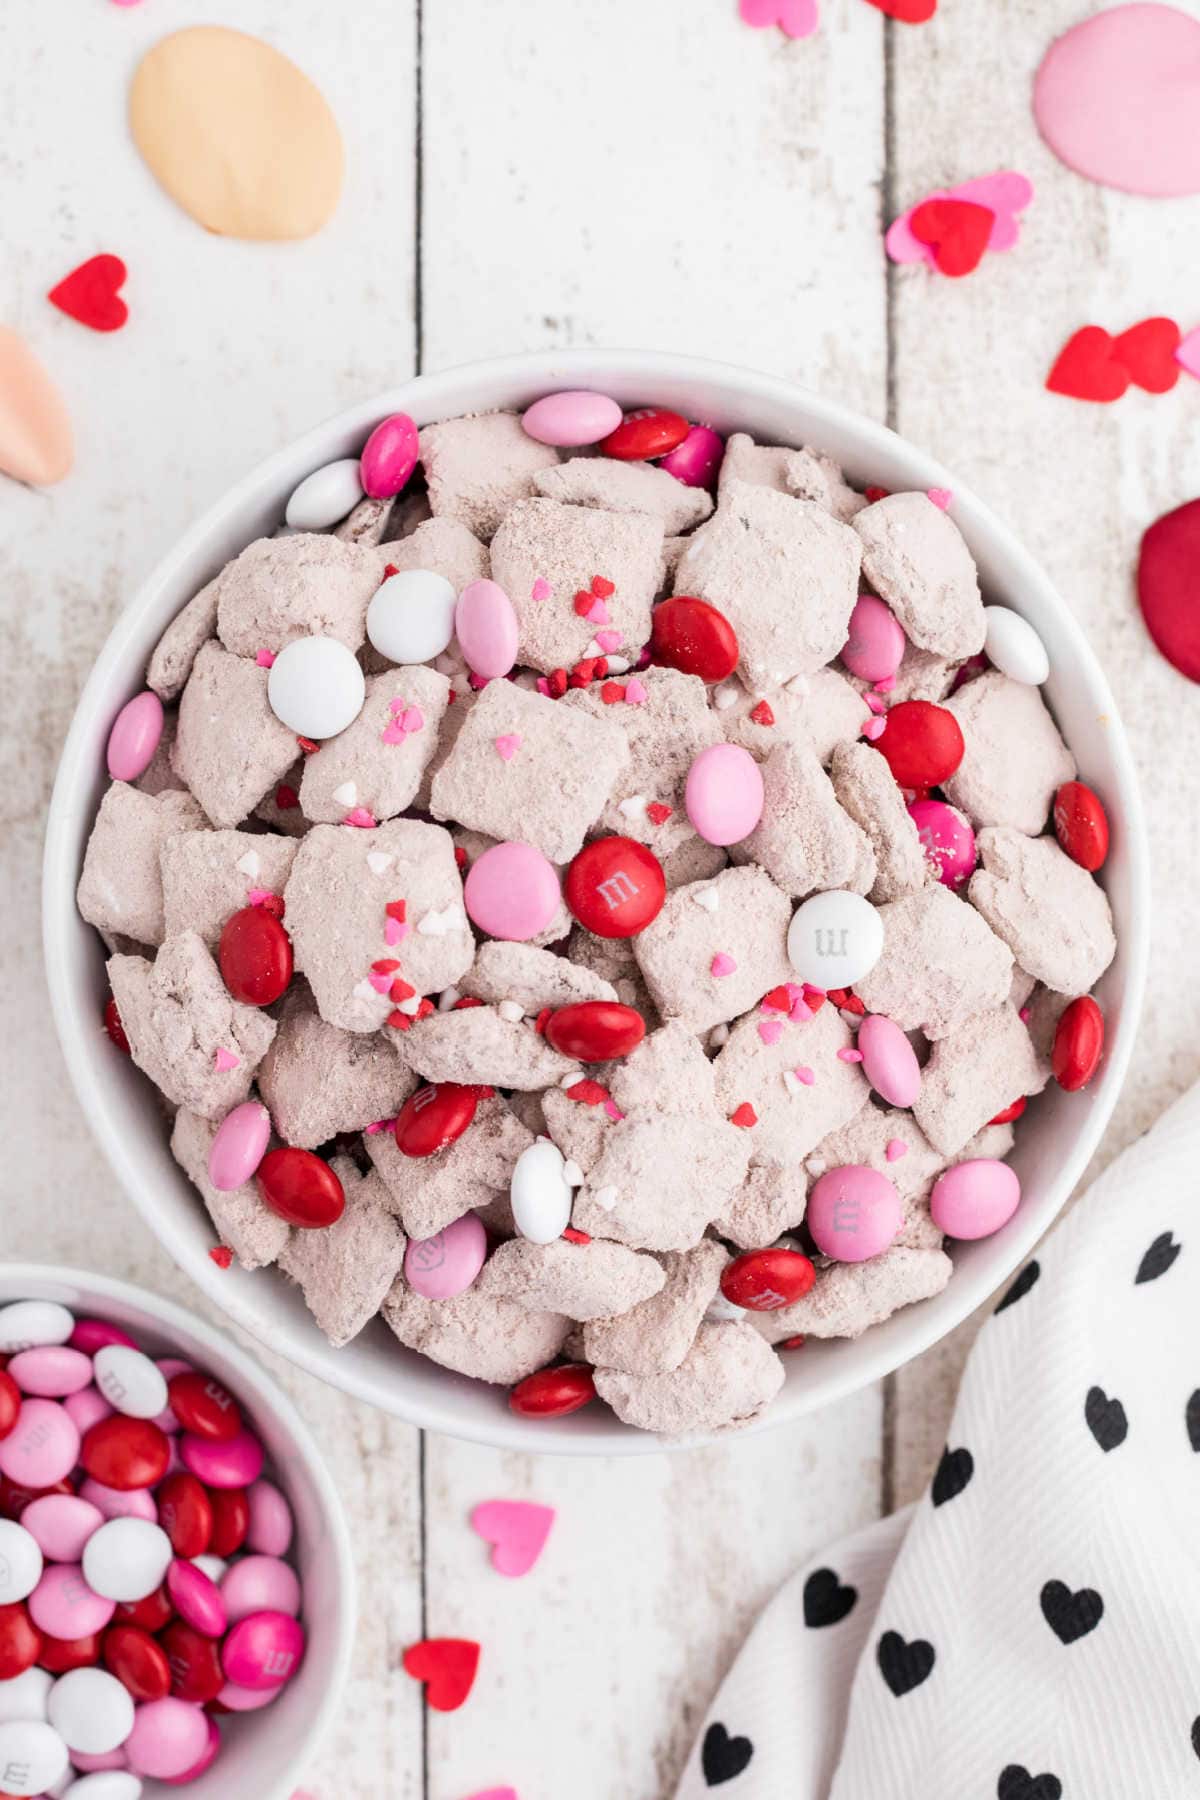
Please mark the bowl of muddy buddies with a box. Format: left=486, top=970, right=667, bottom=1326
left=45, top=351, right=1147, bottom=1451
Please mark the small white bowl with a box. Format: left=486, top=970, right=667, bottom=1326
left=44, top=350, right=1149, bottom=1455
left=0, top=1263, right=356, bottom=1798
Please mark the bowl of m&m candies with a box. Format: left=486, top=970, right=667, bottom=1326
left=0, top=1266, right=354, bottom=1800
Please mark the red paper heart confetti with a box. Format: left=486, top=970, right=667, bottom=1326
left=402, top=1638, right=481, bottom=1712
left=1137, top=497, right=1200, bottom=682
left=1113, top=317, right=1181, bottom=393
left=908, top=199, right=995, bottom=277
left=1046, top=326, right=1130, bottom=403
left=48, top=254, right=129, bottom=332
left=863, top=0, right=936, bottom=20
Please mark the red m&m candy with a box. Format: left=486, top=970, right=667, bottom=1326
left=256, top=1148, right=345, bottom=1229
left=1052, top=995, right=1105, bottom=1092
left=544, top=1002, right=646, bottom=1062
left=167, top=1372, right=242, bottom=1444
left=208, top=1487, right=250, bottom=1558
left=650, top=596, right=739, bottom=683
left=1053, top=781, right=1109, bottom=872
left=155, top=1473, right=213, bottom=1559
left=989, top=1096, right=1027, bottom=1126
left=161, top=1618, right=226, bottom=1702
left=394, top=1083, right=480, bottom=1158
left=0, top=1599, right=40, bottom=1679
left=719, top=1248, right=816, bottom=1312
left=599, top=407, right=690, bottom=461
left=114, top=1583, right=173, bottom=1633
left=103, top=1622, right=172, bottom=1702
left=509, top=1364, right=596, bottom=1419
left=870, top=700, right=965, bottom=789
left=564, top=837, right=666, bottom=939
left=218, top=906, right=293, bottom=1007
left=103, top=997, right=131, bottom=1053
left=0, top=1369, right=19, bottom=1440
left=37, top=1628, right=103, bottom=1673
left=80, top=1416, right=171, bottom=1491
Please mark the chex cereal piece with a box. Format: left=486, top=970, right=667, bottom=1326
left=658, top=535, right=688, bottom=594
left=572, top=1112, right=751, bottom=1251
left=134, top=714, right=187, bottom=799
left=711, top=1161, right=809, bottom=1249
left=253, top=760, right=311, bottom=838
left=77, top=783, right=206, bottom=947
left=811, top=1106, right=947, bottom=1251
left=943, top=672, right=1076, bottom=834
left=566, top=928, right=660, bottom=1022
left=147, top=577, right=219, bottom=701
left=489, top=497, right=663, bottom=674
left=542, top=1082, right=616, bottom=1177
left=331, top=495, right=392, bottom=547
left=284, top=820, right=472, bottom=1031
left=583, top=1241, right=728, bottom=1376
left=419, top=410, right=560, bottom=540
left=752, top=1246, right=951, bottom=1342
left=912, top=1003, right=1048, bottom=1156
left=109, top=931, right=276, bottom=1118
left=533, top=456, right=713, bottom=533
left=674, top=481, right=862, bottom=689
left=160, top=828, right=298, bottom=947
left=633, top=865, right=793, bottom=1034
left=721, top=669, right=869, bottom=767
left=257, top=986, right=417, bottom=1149
left=830, top=741, right=929, bottom=902
left=366, top=1093, right=533, bottom=1240
left=661, top=836, right=727, bottom=891
left=608, top=1019, right=719, bottom=1121
left=855, top=884, right=1013, bottom=1039
left=873, top=642, right=957, bottom=705
left=1009, top=965, right=1037, bottom=1011
left=213, top=533, right=380, bottom=658
left=382, top=487, right=435, bottom=540
left=507, top=1088, right=548, bottom=1139
left=170, top=1108, right=289, bottom=1269
left=382, top=1274, right=570, bottom=1385
left=459, top=941, right=617, bottom=1012
left=737, top=741, right=876, bottom=898
left=562, top=667, right=722, bottom=852
left=369, top=515, right=489, bottom=593
left=782, top=446, right=868, bottom=522
left=430, top=678, right=629, bottom=864
left=712, top=1001, right=869, bottom=1167
left=968, top=826, right=1116, bottom=995
left=853, top=492, right=985, bottom=660
left=171, top=641, right=299, bottom=828
left=484, top=1237, right=666, bottom=1321
left=278, top=1157, right=405, bottom=1347
left=298, top=666, right=450, bottom=823
left=594, top=1319, right=784, bottom=1434
left=716, top=431, right=795, bottom=497
left=395, top=1005, right=579, bottom=1091
left=960, top=1121, right=1016, bottom=1163
left=1024, top=983, right=1071, bottom=1061
left=415, top=680, right=475, bottom=810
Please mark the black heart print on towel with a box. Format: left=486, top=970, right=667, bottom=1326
left=1135, top=1232, right=1180, bottom=1284
left=701, top=1723, right=753, bottom=1787
left=1186, top=1390, right=1200, bottom=1452
left=1191, top=1716, right=1200, bottom=1761
left=1040, top=1581, right=1104, bottom=1645
left=877, top=1630, right=935, bottom=1697
left=931, top=1445, right=974, bottom=1506
left=998, top=1765, right=1063, bottom=1800
left=803, top=1567, right=857, bottom=1628
left=996, top=1260, right=1040, bottom=1313
left=1084, top=1386, right=1128, bottom=1452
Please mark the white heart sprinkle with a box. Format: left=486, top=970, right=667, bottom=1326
left=807, top=1156, right=827, bottom=1176
left=352, top=978, right=384, bottom=1006
left=559, top=1069, right=582, bottom=1089
left=366, top=851, right=394, bottom=875
left=709, top=1023, right=730, bottom=1047
left=585, top=638, right=603, bottom=657
left=713, top=683, right=739, bottom=711
left=235, top=850, right=261, bottom=878
left=332, top=780, right=358, bottom=807
left=592, top=1185, right=619, bottom=1212
left=618, top=794, right=648, bottom=821
left=692, top=886, right=720, bottom=912
left=438, top=986, right=461, bottom=1012
left=397, top=994, right=421, bottom=1016
left=781, top=1070, right=803, bottom=1096
left=562, top=1160, right=584, bottom=1188
left=498, top=999, right=524, bottom=1023
left=604, top=654, right=631, bottom=674
left=418, top=904, right=466, bottom=937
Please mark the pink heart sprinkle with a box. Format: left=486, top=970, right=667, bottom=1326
left=789, top=999, right=813, bottom=1023
left=585, top=598, right=610, bottom=625
left=363, top=1119, right=394, bottom=1135
left=381, top=721, right=409, bottom=744
left=874, top=675, right=896, bottom=693
left=865, top=691, right=885, bottom=714
left=886, top=171, right=1033, bottom=267
left=927, top=488, right=953, bottom=511
left=710, top=952, right=737, bottom=978
left=385, top=918, right=410, bottom=946
left=802, top=984, right=825, bottom=1006
left=738, top=0, right=819, bottom=38
left=468, top=672, right=490, bottom=691
left=862, top=716, right=886, bottom=741
left=837, top=1047, right=864, bottom=1063
left=470, top=1499, right=556, bottom=1578
left=531, top=577, right=552, bottom=601
left=494, top=733, right=522, bottom=761
left=536, top=677, right=551, bottom=695
left=595, top=630, right=623, bottom=655
left=794, top=1065, right=815, bottom=1085
left=343, top=807, right=377, bottom=829
left=402, top=706, right=424, bottom=733
left=246, top=888, right=273, bottom=907
left=758, top=1019, right=784, bottom=1046
left=886, top=1138, right=908, bottom=1161
left=1176, top=327, right=1200, bottom=381
left=389, top=695, right=408, bottom=714
left=603, top=1099, right=624, bottom=1121
left=367, top=971, right=393, bottom=995
left=623, top=676, right=648, bottom=704
left=254, top=649, right=276, bottom=668
left=214, top=1047, right=239, bottom=1072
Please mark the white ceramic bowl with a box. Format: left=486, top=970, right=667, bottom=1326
left=1, top=1263, right=356, bottom=1798
left=44, top=350, right=1149, bottom=1455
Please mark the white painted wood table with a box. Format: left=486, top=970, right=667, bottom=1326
left=3, top=3, right=1198, bottom=1795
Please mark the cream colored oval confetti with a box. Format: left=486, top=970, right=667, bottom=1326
left=129, top=27, right=344, bottom=241
left=0, top=327, right=73, bottom=487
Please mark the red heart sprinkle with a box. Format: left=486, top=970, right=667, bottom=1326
left=547, top=669, right=568, bottom=698
left=909, top=198, right=995, bottom=277
left=387, top=1011, right=411, bottom=1031
left=390, top=978, right=416, bottom=1002
left=453, top=996, right=484, bottom=1009
left=103, top=996, right=130, bottom=1053
left=730, top=1102, right=758, bottom=1128
left=1112, top=317, right=1181, bottom=394
left=645, top=801, right=673, bottom=824
left=1046, top=326, right=1131, bottom=403
left=591, top=575, right=615, bottom=598
left=865, top=485, right=890, bottom=503
left=48, top=254, right=129, bottom=332
left=573, top=591, right=595, bottom=618
left=562, top=1227, right=591, bottom=1245
left=371, top=958, right=400, bottom=974
left=762, top=985, right=792, bottom=1013
left=417, top=998, right=435, bottom=1019
left=208, top=1246, right=233, bottom=1269
left=297, top=736, right=320, bottom=755
left=383, top=562, right=399, bottom=578
left=749, top=698, right=775, bottom=726
left=566, top=1079, right=610, bottom=1106
left=275, top=784, right=299, bottom=810
left=402, top=1638, right=481, bottom=1712
left=385, top=900, right=407, bottom=922
left=862, top=0, right=936, bottom=18
left=454, top=846, right=469, bottom=870
left=600, top=681, right=627, bottom=704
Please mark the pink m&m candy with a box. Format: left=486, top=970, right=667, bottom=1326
left=245, top=1479, right=293, bottom=1559
left=464, top=840, right=560, bottom=941
left=840, top=594, right=906, bottom=682
left=70, top=1319, right=137, bottom=1355
left=221, top=1609, right=305, bottom=1690
left=807, top=1165, right=903, bottom=1263
left=124, top=1695, right=212, bottom=1780
left=179, top=1429, right=263, bottom=1491
left=857, top=1014, right=921, bottom=1108
left=8, top=1346, right=94, bottom=1398
left=162, top=1710, right=221, bottom=1784
left=659, top=424, right=724, bottom=488
left=28, top=1562, right=115, bottom=1638
left=404, top=1212, right=488, bottom=1301
left=521, top=390, right=623, bottom=447
left=166, top=1557, right=227, bottom=1636
left=216, top=1677, right=284, bottom=1711
left=359, top=411, right=419, bottom=500
left=64, top=1389, right=113, bottom=1438
left=79, top=1478, right=157, bottom=1523
left=455, top=578, right=519, bottom=679
left=907, top=797, right=977, bottom=889
left=21, top=1493, right=104, bottom=1562
left=0, top=1399, right=80, bottom=1487
left=930, top=1159, right=1020, bottom=1240
left=207, top=1101, right=272, bottom=1192
left=684, top=743, right=764, bottom=846
left=220, top=1555, right=301, bottom=1625
left=106, top=689, right=164, bottom=782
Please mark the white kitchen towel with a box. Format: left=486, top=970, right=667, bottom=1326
left=676, top=1083, right=1200, bottom=1800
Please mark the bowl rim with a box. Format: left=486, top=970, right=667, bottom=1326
left=43, top=346, right=1151, bottom=1455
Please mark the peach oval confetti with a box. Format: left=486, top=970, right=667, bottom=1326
left=0, top=327, right=73, bottom=487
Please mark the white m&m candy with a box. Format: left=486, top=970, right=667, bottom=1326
left=0, top=1520, right=43, bottom=1604
left=267, top=635, right=366, bottom=739
left=0, top=1300, right=73, bottom=1353
left=284, top=457, right=364, bottom=531
left=46, top=1668, right=134, bottom=1757
left=0, top=1668, right=52, bottom=1727
left=82, top=1517, right=173, bottom=1602
left=510, top=1139, right=573, bottom=1244
left=366, top=569, right=457, bottom=665
left=787, top=890, right=884, bottom=988
left=0, top=1719, right=70, bottom=1797
left=982, top=605, right=1050, bottom=685
left=93, top=1345, right=168, bottom=1420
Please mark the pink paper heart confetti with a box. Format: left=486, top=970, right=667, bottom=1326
left=886, top=171, right=1034, bottom=268
left=464, top=1791, right=518, bottom=1800
left=470, top=1500, right=555, bottom=1578
left=1176, top=327, right=1200, bottom=381
left=738, top=0, right=819, bottom=39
